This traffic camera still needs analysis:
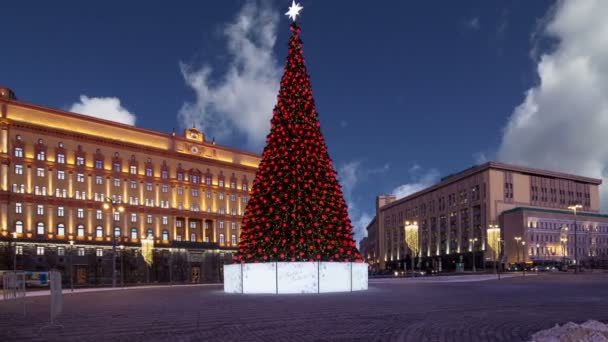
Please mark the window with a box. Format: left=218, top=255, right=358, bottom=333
left=205, top=176, right=211, bottom=185
left=130, top=181, right=137, bottom=189
left=15, top=164, right=23, bottom=175
left=176, top=221, right=183, bottom=228
left=37, top=246, right=45, bottom=255
left=242, top=183, right=248, bottom=191
left=57, top=223, right=65, bottom=236
left=77, top=225, right=85, bottom=237
left=190, top=221, right=197, bottom=229
left=162, top=184, right=168, bottom=193
left=58, top=247, right=65, bottom=256
left=37, top=167, right=45, bottom=177
left=204, top=221, right=210, bottom=230
left=177, top=187, right=183, bottom=195
left=219, top=234, right=225, bottom=244
left=57, top=206, right=64, bottom=217
left=219, top=221, right=225, bottom=229
left=37, top=205, right=44, bottom=215
left=56, top=153, right=65, bottom=164
left=95, top=159, right=103, bottom=169
left=37, top=222, right=45, bottom=235
left=242, top=196, right=248, bottom=204
left=177, top=173, right=184, bottom=181
left=147, top=215, right=153, bottom=224
left=146, top=168, right=153, bottom=177
left=57, top=170, right=65, bottom=180
left=230, top=181, right=236, bottom=189
left=113, top=163, right=121, bottom=172
left=190, top=233, right=196, bottom=241
left=14, top=147, right=23, bottom=158
left=15, top=203, right=22, bottom=214
left=114, top=227, right=121, bottom=237
left=162, top=216, right=168, bottom=225
left=161, top=170, right=168, bottom=179
left=230, top=194, right=236, bottom=202
left=192, top=189, right=198, bottom=197
left=219, top=192, right=224, bottom=200
left=146, top=183, right=153, bottom=191
left=77, top=208, right=84, bottom=219
left=131, top=228, right=138, bottom=240
left=113, top=178, right=120, bottom=187
left=37, top=150, right=46, bottom=161
left=74, top=173, right=83, bottom=183
left=78, top=248, right=85, bottom=256
left=191, top=175, right=199, bottom=184
left=162, top=230, right=169, bottom=241
left=231, top=222, right=236, bottom=230
left=176, top=235, right=182, bottom=242
left=231, top=235, right=236, bottom=244
left=146, top=229, right=153, bottom=239
left=94, top=176, right=103, bottom=185
left=15, top=220, right=24, bottom=234
left=96, top=249, right=103, bottom=257
left=129, top=165, right=137, bottom=175
left=76, top=156, right=85, bottom=166
left=114, top=212, right=120, bottom=221
left=219, top=179, right=225, bottom=187
left=206, top=191, right=212, bottom=199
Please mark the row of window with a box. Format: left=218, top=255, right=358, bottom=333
left=13, top=143, right=250, bottom=190
left=528, top=221, right=608, bottom=233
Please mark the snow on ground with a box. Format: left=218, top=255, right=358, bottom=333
left=530, top=320, right=608, bottom=342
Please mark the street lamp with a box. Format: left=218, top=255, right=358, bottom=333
left=69, top=239, right=74, bottom=291
left=469, top=238, right=478, bottom=272
left=119, top=245, right=125, bottom=287
left=487, top=225, right=500, bottom=275
left=522, top=241, right=527, bottom=276
left=514, top=236, right=522, bottom=264
left=561, top=236, right=568, bottom=267
left=568, top=204, right=582, bottom=273
left=11, top=232, right=18, bottom=273
left=103, top=198, right=125, bottom=287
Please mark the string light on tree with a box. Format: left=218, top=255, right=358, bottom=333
left=234, top=2, right=361, bottom=264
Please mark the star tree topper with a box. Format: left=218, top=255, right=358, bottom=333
left=285, top=1, right=303, bottom=21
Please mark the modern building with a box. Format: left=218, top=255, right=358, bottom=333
left=365, top=161, right=608, bottom=272
left=0, top=86, right=260, bottom=285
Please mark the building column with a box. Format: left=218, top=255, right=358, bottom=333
left=185, top=217, right=190, bottom=241
left=0, top=202, right=7, bottom=232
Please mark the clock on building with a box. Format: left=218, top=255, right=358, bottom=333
left=190, top=146, right=200, bottom=154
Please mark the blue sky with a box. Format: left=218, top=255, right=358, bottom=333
left=5, top=0, right=608, bottom=244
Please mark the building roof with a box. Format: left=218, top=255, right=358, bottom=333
left=382, top=161, right=602, bottom=211
left=502, top=206, right=608, bottom=219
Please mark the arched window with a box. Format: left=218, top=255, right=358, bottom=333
left=77, top=224, right=85, bottom=237
left=57, top=223, right=66, bottom=236
left=96, top=226, right=104, bottom=238
left=162, top=230, right=169, bottom=241
left=15, top=220, right=23, bottom=234
left=146, top=229, right=153, bottom=239
left=114, top=227, right=121, bottom=237
left=131, top=228, right=138, bottom=240
left=37, top=222, right=45, bottom=235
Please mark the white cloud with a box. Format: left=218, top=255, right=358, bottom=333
left=68, top=95, right=136, bottom=126
left=392, top=166, right=440, bottom=200
left=466, top=17, right=480, bottom=30
left=473, top=152, right=489, bottom=164
left=338, top=160, right=390, bottom=246
left=498, top=0, right=608, bottom=211
left=178, top=1, right=281, bottom=149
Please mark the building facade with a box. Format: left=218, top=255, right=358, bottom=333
left=366, top=162, right=608, bottom=272
left=0, top=87, right=260, bottom=284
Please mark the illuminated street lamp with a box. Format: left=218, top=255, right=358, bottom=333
left=404, top=221, right=419, bottom=277
left=11, top=232, right=18, bottom=272
left=69, top=239, right=74, bottom=291
left=103, top=198, right=125, bottom=287
left=560, top=236, right=568, bottom=266
left=568, top=204, right=582, bottom=273
left=514, top=236, right=522, bottom=263
left=119, top=245, right=125, bottom=287
left=469, top=238, right=478, bottom=272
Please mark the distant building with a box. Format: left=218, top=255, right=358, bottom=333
left=365, top=161, right=608, bottom=272
left=0, top=86, right=260, bottom=284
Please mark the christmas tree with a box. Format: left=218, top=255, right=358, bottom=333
left=235, top=9, right=361, bottom=264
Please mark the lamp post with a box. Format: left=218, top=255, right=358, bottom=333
left=11, top=232, right=18, bottom=273
left=119, top=245, right=125, bottom=287
left=561, top=237, right=568, bottom=268
left=69, top=239, right=74, bottom=291
left=469, top=238, right=478, bottom=272
left=103, top=198, right=125, bottom=288
left=514, top=236, right=522, bottom=265
left=568, top=204, right=582, bottom=273
left=169, top=248, right=173, bottom=285
left=522, top=241, right=527, bottom=276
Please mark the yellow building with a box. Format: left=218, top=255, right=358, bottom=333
left=0, top=86, right=260, bottom=284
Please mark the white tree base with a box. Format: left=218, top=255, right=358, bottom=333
left=224, top=262, right=368, bottom=294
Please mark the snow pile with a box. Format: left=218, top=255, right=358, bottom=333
left=530, top=320, right=608, bottom=342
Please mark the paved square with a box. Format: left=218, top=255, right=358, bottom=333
left=1, top=273, right=608, bottom=341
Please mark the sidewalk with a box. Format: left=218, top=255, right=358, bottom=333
left=0, top=283, right=222, bottom=301
left=369, top=273, right=536, bottom=284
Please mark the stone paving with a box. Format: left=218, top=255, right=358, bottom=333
left=1, top=273, right=607, bottom=342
